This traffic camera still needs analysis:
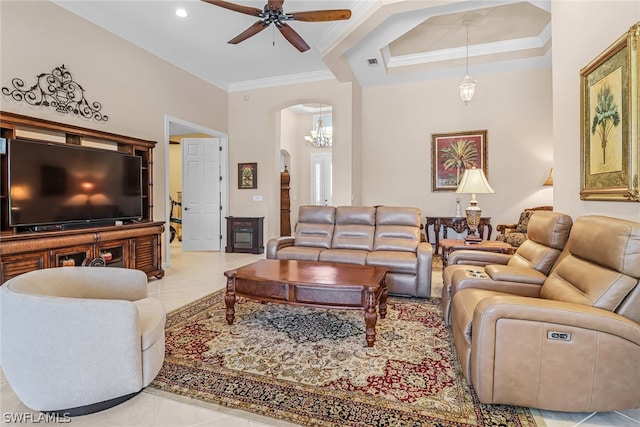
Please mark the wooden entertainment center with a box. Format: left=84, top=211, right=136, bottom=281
left=0, top=111, right=164, bottom=284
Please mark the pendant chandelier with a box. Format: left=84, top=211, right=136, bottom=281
left=459, top=21, right=476, bottom=104
left=304, top=104, right=332, bottom=148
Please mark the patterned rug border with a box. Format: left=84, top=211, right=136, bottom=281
left=152, top=289, right=538, bottom=427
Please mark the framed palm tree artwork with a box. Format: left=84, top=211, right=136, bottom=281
left=431, top=129, right=488, bottom=192
left=580, top=22, right=639, bottom=202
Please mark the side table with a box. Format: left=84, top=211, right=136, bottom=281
left=439, top=239, right=514, bottom=268
left=425, top=216, right=492, bottom=254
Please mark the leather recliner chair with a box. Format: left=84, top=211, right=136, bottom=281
left=441, top=211, right=573, bottom=325
left=450, top=215, right=640, bottom=412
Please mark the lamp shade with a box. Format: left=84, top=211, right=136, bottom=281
left=455, top=167, right=494, bottom=194
left=543, top=168, right=554, bottom=186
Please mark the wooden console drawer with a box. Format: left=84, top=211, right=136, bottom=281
left=1, top=252, right=48, bottom=283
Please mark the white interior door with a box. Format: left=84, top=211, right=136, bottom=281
left=181, top=138, right=221, bottom=251
left=310, top=153, right=332, bottom=206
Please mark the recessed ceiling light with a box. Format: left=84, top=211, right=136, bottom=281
left=176, top=8, right=187, bottom=18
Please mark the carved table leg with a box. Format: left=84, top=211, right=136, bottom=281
left=225, top=276, right=236, bottom=325
left=379, top=281, right=388, bottom=319
left=364, top=287, right=378, bottom=347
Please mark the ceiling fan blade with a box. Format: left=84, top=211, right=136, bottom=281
left=201, top=0, right=262, bottom=17
left=267, top=0, right=284, bottom=11
left=277, top=22, right=310, bottom=52
left=290, top=9, right=352, bottom=22
left=228, top=21, right=269, bottom=44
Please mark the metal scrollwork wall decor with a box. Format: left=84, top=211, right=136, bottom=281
left=2, top=64, right=108, bottom=122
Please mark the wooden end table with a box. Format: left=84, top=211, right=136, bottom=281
left=439, top=239, right=514, bottom=268
left=224, top=259, right=389, bottom=347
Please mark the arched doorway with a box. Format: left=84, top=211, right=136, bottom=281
left=276, top=103, right=333, bottom=231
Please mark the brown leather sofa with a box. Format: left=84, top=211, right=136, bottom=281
left=441, top=211, right=573, bottom=325
left=266, top=205, right=432, bottom=297
left=449, top=215, right=640, bottom=412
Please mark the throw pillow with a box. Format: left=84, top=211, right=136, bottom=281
left=515, top=210, right=535, bottom=233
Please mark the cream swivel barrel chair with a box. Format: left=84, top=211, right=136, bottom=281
left=1, top=267, right=166, bottom=415
left=450, top=215, right=640, bottom=412
left=441, top=211, right=572, bottom=325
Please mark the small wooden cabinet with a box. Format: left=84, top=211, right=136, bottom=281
left=0, top=112, right=164, bottom=284
left=225, top=217, right=264, bottom=254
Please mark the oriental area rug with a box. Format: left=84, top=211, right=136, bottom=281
left=432, top=254, right=443, bottom=272
left=150, top=290, right=537, bottom=427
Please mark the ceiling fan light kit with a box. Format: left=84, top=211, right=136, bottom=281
left=203, top=0, right=351, bottom=52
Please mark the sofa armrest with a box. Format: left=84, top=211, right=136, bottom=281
left=496, top=223, right=517, bottom=234
left=449, top=269, right=544, bottom=299
left=266, top=236, right=295, bottom=259
left=415, top=242, right=433, bottom=298
left=448, top=250, right=511, bottom=266
left=470, top=295, right=640, bottom=411
left=484, top=265, right=547, bottom=285
left=474, top=295, right=640, bottom=345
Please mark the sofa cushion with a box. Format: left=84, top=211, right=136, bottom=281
left=373, top=225, right=420, bottom=252
left=540, top=216, right=640, bottom=312
left=373, top=207, right=421, bottom=253
left=331, top=206, right=375, bottom=251
left=495, top=232, right=527, bottom=247
left=134, top=297, right=166, bottom=351
left=276, top=246, right=323, bottom=261
left=319, top=249, right=368, bottom=265
left=515, top=210, right=535, bottom=233
left=366, top=250, right=417, bottom=274
left=507, top=212, right=572, bottom=274
left=526, top=211, right=573, bottom=250
left=294, top=223, right=334, bottom=248
left=294, top=205, right=336, bottom=249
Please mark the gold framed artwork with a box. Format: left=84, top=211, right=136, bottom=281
left=431, top=130, right=488, bottom=192
left=238, top=162, right=257, bottom=189
left=580, top=22, right=639, bottom=202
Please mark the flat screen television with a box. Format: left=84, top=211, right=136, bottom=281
left=8, top=138, right=143, bottom=229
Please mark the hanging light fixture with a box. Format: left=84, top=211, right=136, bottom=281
left=459, top=21, right=476, bottom=104
left=304, top=104, right=332, bottom=148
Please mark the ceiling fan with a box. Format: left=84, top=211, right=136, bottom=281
left=202, top=0, right=352, bottom=52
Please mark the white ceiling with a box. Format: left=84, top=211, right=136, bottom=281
left=51, top=0, right=551, bottom=92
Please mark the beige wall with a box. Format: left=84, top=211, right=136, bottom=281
left=552, top=1, right=640, bottom=223
left=0, top=1, right=228, bottom=230
left=362, top=66, right=554, bottom=233
left=231, top=65, right=554, bottom=242
left=228, top=80, right=353, bottom=240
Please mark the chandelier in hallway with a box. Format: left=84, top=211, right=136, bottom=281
left=304, top=104, right=332, bottom=148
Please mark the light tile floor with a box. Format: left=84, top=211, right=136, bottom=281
left=1, top=243, right=639, bottom=426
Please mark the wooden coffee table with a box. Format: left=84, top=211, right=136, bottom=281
left=223, top=259, right=389, bottom=347
left=439, top=239, right=515, bottom=268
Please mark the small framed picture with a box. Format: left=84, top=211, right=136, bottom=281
left=238, top=162, right=257, bottom=189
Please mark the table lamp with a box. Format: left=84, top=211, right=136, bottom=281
left=455, top=167, right=494, bottom=242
